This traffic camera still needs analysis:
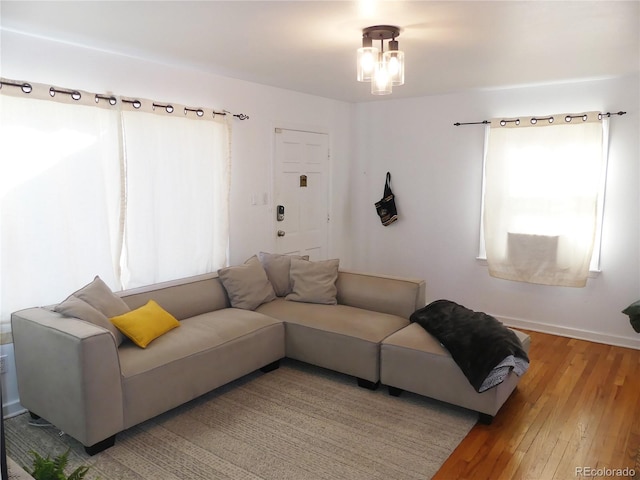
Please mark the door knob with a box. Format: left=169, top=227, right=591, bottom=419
left=277, top=230, right=286, bottom=237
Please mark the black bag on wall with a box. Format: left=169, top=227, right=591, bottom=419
left=375, top=172, right=398, bottom=226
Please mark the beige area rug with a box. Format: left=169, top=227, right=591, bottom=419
left=5, top=359, right=477, bottom=480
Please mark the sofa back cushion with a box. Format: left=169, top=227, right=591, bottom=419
left=286, top=258, right=339, bottom=305
left=120, top=273, right=228, bottom=320
left=336, top=270, right=426, bottom=320
left=257, top=252, right=309, bottom=297
left=217, top=256, right=276, bottom=310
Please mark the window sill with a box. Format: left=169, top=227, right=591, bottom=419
left=475, top=257, right=601, bottom=278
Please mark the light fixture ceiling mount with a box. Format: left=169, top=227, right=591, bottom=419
left=357, top=25, right=404, bottom=96
left=362, top=25, right=400, bottom=41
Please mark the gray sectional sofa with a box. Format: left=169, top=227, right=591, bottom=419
left=11, top=255, right=529, bottom=455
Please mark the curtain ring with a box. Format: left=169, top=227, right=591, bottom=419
left=49, top=87, right=81, bottom=100
left=123, top=99, right=142, bottom=109
left=95, top=94, right=117, bottom=106
left=153, top=102, right=174, bottom=114
left=184, top=107, right=204, bottom=117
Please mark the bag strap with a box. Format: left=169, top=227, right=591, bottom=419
left=384, top=172, right=393, bottom=196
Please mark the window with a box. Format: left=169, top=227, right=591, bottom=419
left=0, top=83, right=231, bottom=323
left=479, top=112, right=608, bottom=287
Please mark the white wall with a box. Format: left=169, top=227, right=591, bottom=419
left=351, top=75, right=640, bottom=349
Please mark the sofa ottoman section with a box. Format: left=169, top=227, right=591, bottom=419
left=380, top=322, right=530, bottom=422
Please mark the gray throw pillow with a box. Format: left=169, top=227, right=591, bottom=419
left=218, top=256, right=276, bottom=310
left=55, top=295, right=125, bottom=346
left=286, top=258, right=339, bottom=305
left=73, top=276, right=131, bottom=318
left=258, top=252, right=308, bottom=297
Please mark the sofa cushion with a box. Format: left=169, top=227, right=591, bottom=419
left=336, top=271, right=426, bottom=320
left=118, top=308, right=283, bottom=378
left=256, top=298, right=409, bottom=382
left=118, top=308, right=285, bottom=427
left=258, top=252, right=308, bottom=297
left=286, top=258, right=339, bottom=305
left=218, top=256, right=276, bottom=310
left=110, top=300, right=180, bottom=348
left=258, top=298, right=408, bottom=342
left=54, top=295, right=124, bottom=346
left=382, top=322, right=531, bottom=356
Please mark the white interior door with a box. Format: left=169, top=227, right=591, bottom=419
left=274, top=128, right=329, bottom=260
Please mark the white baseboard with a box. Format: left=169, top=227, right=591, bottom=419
left=3, top=400, right=26, bottom=419
left=496, top=315, right=640, bottom=351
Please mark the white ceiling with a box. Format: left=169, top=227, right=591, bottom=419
left=1, top=1, right=638, bottom=103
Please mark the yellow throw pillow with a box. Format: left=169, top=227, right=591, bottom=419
left=110, top=300, right=180, bottom=348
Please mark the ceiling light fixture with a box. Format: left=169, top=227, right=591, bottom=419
left=357, top=25, right=404, bottom=96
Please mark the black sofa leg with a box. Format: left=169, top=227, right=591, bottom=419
left=356, top=378, right=380, bottom=390
left=388, top=386, right=403, bottom=397
left=478, top=413, right=494, bottom=425
left=84, top=435, right=116, bottom=456
left=260, top=360, right=280, bottom=373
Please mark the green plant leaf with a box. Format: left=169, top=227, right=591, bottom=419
left=26, top=449, right=91, bottom=480
left=68, top=465, right=91, bottom=480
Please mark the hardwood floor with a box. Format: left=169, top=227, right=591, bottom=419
left=433, top=330, right=640, bottom=480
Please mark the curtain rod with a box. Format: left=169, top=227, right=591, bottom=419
left=0, top=79, right=250, bottom=121
left=454, top=111, right=626, bottom=126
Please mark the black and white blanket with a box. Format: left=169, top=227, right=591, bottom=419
left=410, top=299, right=529, bottom=393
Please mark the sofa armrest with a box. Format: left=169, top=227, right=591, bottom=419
left=11, top=308, right=124, bottom=447
left=336, top=270, right=426, bottom=319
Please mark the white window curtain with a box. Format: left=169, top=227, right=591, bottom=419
left=0, top=80, right=232, bottom=323
left=483, top=112, right=606, bottom=287
left=120, top=111, right=230, bottom=288
left=0, top=95, right=122, bottom=321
